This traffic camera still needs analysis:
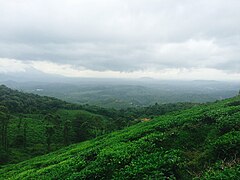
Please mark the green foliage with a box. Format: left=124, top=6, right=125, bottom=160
left=4, top=109, right=113, bottom=164
left=195, top=163, right=240, bottom=180
left=210, top=131, right=240, bottom=160
left=0, top=85, right=239, bottom=179
left=217, top=113, right=240, bottom=135
left=0, top=85, right=75, bottom=114
left=0, top=85, right=197, bottom=166
left=0, top=149, right=9, bottom=164
left=114, top=150, right=181, bottom=179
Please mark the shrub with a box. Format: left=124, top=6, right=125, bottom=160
left=210, top=131, right=240, bottom=160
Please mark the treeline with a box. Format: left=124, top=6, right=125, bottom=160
left=0, top=84, right=198, bottom=126
left=0, top=110, right=111, bottom=164
left=83, top=102, right=198, bottom=128
left=0, top=85, right=80, bottom=114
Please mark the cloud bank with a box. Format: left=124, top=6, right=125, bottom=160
left=0, top=0, right=240, bottom=79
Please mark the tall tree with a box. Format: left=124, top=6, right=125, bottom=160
left=73, top=115, right=89, bottom=142
left=0, top=106, right=9, bottom=151
left=63, top=120, right=71, bottom=145
left=23, top=122, right=27, bottom=149
left=45, top=125, right=55, bottom=152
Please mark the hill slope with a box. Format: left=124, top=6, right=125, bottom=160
left=0, top=85, right=198, bottom=165
left=0, top=95, right=239, bottom=179
left=0, top=85, right=114, bottom=164
left=0, top=84, right=76, bottom=114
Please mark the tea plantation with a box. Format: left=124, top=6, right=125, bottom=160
left=0, top=95, right=239, bottom=179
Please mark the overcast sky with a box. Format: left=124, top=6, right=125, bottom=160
left=0, top=0, right=240, bottom=80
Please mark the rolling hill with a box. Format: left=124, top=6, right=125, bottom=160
left=0, top=85, right=198, bottom=166
left=0, top=94, right=239, bottom=179
left=2, top=80, right=239, bottom=109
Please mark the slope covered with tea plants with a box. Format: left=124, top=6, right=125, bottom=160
left=0, top=94, right=239, bottom=179
left=0, top=85, right=196, bottom=165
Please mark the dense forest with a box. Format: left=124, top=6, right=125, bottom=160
left=0, top=85, right=239, bottom=179
left=0, top=85, right=197, bottom=165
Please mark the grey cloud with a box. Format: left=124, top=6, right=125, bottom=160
left=0, top=0, right=240, bottom=73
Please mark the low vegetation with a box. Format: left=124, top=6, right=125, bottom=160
left=0, top=85, right=239, bottom=179
left=0, top=85, right=196, bottom=165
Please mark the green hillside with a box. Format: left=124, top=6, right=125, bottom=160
left=0, top=85, right=197, bottom=165
left=0, top=95, right=239, bottom=179
left=0, top=85, right=116, bottom=165
left=0, top=85, right=74, bottom=114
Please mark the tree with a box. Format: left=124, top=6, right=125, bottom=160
left=53, top=114, right=61, bottom=126
left=0, top=106, right=9, bottom=151
left=63, top=120, right=71, bottom=145
left=44, top=113, right=62, bottom=126
left=14, top=115, right=27, bottom=148
left=45, top=125, right=55, bottom=152
left=17, top=114, right=23, bottom=129
left=23, top=121, right=27, bottom=148
left=44, top=114, right=54, bottom=124
left=72, top=115, right=90, bottom=142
